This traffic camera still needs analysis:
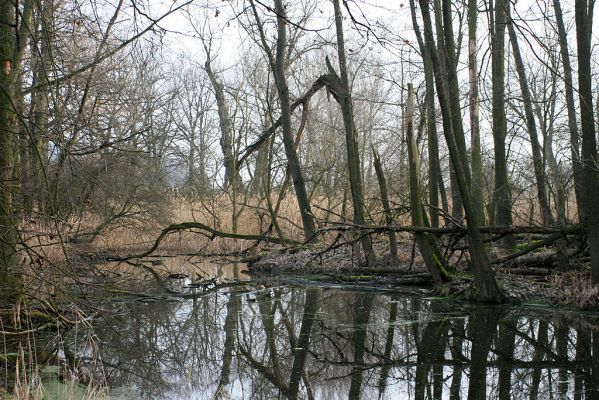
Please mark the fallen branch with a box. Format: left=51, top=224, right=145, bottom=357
left=315, top=222, right=585, bottom=236
left=120, top=222, right=302, bottom=260
left=499, top=266, right=552, bottom=276
left=492, top=224, right=585, bottom=266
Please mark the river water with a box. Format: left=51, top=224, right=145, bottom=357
left=7, top=263, right=599, bottom=399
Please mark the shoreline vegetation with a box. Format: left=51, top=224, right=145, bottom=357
left=2, top=198, right=598, bottom=399
left=9, top=197, right=599, bottom=310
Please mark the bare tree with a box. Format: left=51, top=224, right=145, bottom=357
left=248, top=0, right=316, bottom=240
left=327, top=0, right=375, bottom=264
left=418, top=0, right=503, bottom=302
left=507, top=11, right=553, bottom=225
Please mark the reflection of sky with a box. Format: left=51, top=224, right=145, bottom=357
left=62, top=286, right=599, bottom=399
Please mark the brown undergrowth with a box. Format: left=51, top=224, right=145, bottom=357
left=548, top=270, right=599, bottom=309
left=14, top=193, right=599, bottom=311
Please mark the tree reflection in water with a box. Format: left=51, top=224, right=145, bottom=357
left=54, top=285, right=599, bottom=399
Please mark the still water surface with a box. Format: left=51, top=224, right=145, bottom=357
left=40, top=270, right=599, bottom=399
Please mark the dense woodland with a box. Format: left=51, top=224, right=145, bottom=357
left=0, top=0, right=599, bottom=304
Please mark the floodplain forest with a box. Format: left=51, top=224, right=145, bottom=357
left=1, top=0, right=599, bottom=396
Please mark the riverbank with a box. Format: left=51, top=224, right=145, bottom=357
left=248, top=244, right=599, bottom=310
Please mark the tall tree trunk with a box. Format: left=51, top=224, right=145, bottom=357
left=273, top=0, right=316, bottom=240
left=435, top=0, right=464, bottom=221
left=0, top=1, right=19, bottom=295
left=410, top=0, right=440, bottom=227
left=574, top=0, right=599, bottom=284
left=31, top=0, right=51, bottom=213
left=330, top=0, right=375, bottom=264
left=554, top=0, right=584, bottom=222
left=491, top=0, right=515, bottom=249
left=507, top=14, right=554, bottom=225
left=468, top=0, right=485, bottom=225
left=406, top=84, right=449, bottom=284
left=418, top=0, right=503, bottom=302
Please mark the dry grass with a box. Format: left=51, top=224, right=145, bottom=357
left=12, top=191, right=585, bottom=284
left=86, top=194, right=339, bottom=256
left=1, top=299, right=109, bottom=400
left=549, top=269, right=599, bottom=309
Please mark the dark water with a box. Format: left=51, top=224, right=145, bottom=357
left=20, top=279, right=599, bottom=399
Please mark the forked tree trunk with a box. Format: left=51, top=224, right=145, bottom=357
left=418, top=0, right=503, bottom=302
left=409, top=0, right=441, bottom=228
left=273, top=0, right=316, bottom=241
left=204, top=58, right=242, bottom=191
left=249, top=0, right=316, bottom=241
left=434, top=0, right=464, bottom=221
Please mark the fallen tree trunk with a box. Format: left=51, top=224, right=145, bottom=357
left=118, top=221, right=586, bottom=272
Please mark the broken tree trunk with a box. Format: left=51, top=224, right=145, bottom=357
left=372, top=146, right=399, bottom=263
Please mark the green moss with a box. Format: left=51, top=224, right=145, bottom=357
left=29, top=310, right=53, bottom=321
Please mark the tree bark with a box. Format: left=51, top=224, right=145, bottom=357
left=468, top=0, right=485, bottom=225
left=491, top=0, right=515, bottom=248
left=0, top=1, right=20, bottom=295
